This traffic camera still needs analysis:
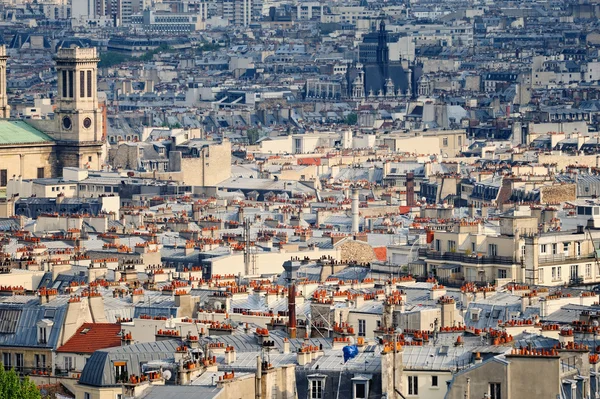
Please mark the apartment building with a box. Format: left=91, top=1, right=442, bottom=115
left=415, top=203, right=600, bottom=286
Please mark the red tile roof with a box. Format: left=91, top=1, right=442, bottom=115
left=56, top=323, right=122, bottom=354
left=297, top=157, right=321, bottom=166
left=373, top=247, right=387, bottom=261
left=398, top=206, right=411, bottom=215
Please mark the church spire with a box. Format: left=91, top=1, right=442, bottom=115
left=376, top=13, right=389, bottom=67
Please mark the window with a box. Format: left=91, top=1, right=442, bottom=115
left=489, top=383, right=501, bottom=399
left=358, top=319, right=366, bottom=337
left=570, top=265, right=579, bottom=280
left=557, top=266, right=562, bottom=280
left=498, top=269, right=507, bottom=279
left=114, top=362, right=128, bottom=383
left=0, top=169, right=6, bottom=187
left=15, top=353, right=23, bottom=371
left=35, top=354, right=46, bottom=370
left=64, top=356, right=73, bottom=371
left=80, top=71, right=85, bottom=98
left=432, top=375, right=438, bottom=387
left=552, top=243, right=557, bottom=255
left=38, top=327, right=47, bottom=344
left=563, top=242, right=569, bottom=253
left=87, top=70, right=92, bottom=97
left=488, top=244, right=497, bottom=257
left=37, top=168, right=44, bottom=179
left=355, top=383, right=366, bottom=399
left=448, top=240, right=456, bottom=252
left=311, top=380, right=323, bottom=399
left=471, top=242, right=476, bottom=253
left=88, top=156, right=92, bottom=162
left=552, top=267, right=557, bottom=280
left=458, top=136, right=462, bottom=146
left=540, top=244, right=547, bottom=254
left=3, top=353, right=11, bottom=368
left=586, top=264, right=592, bottom=278
left=442, top=137, right=448, bottom=147
left=68, top=70, right=74, bottom=98
left=408, top=376, right=418, bottom=395
left=84, top=394, right=90, bottom=399
left=62, top=70, right=68, bottom=97
left=577, top=242, right=582, bottom=256
left=435, top=239, right=441, bottom=252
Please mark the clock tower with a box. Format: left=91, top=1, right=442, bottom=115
left=50, top=46, right=105, bottom=171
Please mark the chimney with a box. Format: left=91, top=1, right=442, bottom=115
left=225, top=346, right=236, bottom=364
left=406, top=172, right=416, bottom=207
left=288, top=281, right=297, bottom=338
left=38, top=288, right=58, bottom=305
left=175, top=290, right=194, bottom=318
left=283, top=261, right=299, bottom=339
left=297, top=349, right=309, bottom=366
left=351, top=189, right=360, bottom=234
left=559, top=329, right=574, bottom=345
left=88, top=293, right=107, bottom=323
left=131, top=288, right=144, bottom=304
left=282, top=338, right=290, bottom=354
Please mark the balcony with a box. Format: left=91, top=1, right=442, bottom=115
left=420, top=249, right=516, bottom=266
left=538, top=253, right=595, bottom=266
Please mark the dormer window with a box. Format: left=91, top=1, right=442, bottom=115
left=308, top=374, right=326, bottom=399
left=37, top=319, right=53, bottom=344
left=352, top=375, right=371, bottom=399
left=38, top=327, right=47, bottom=344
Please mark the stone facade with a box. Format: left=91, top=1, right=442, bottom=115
left=169, top=140, right=232, bottom=186
left=339, top=240, right=376, bottom=263
left=539, top=183, right=577, bottom=204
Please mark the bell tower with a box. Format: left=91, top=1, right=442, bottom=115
left=54, top=46, right=102, bottom=143
left=48, top=46, right=104, bottom=172
left=0, top=45, right=10, bottom=119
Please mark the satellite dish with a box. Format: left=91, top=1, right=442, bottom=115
left=162, top=370, right=172, bottom=380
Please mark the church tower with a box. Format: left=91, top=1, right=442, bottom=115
left=54, top=47, right=102, bottom=142
left=50, top=47, right=104, bottom=171
left=0, top=45, right=10, bottom=119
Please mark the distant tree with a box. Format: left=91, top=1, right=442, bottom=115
left=98, top=52, right=130, bottom=68
left=247, top=128, right=260, bottom=145
left=345, top=113, right=358, bottom=125
left=0, top=366, right=41, bottom=399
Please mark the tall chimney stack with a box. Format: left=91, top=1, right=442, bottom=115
left=283, top=260, right=300, bottom=339
left=351, top=188, right=360, bottom=233
left=406, top=172, right=415, bottom=207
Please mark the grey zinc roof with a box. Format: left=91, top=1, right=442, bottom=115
left=140, top=385, right=222, bottom=399
left=79, top=340, right=181, bottom=387
left=0, top=304, right=66, bottom=348
left=402, top=345, right=476, bottom=371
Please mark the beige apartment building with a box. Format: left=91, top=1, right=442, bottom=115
left=414, top=203, right=600, bottom=286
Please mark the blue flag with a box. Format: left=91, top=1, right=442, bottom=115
left=343, top=345, right=359, bottom=363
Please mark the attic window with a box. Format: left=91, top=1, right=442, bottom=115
left=80, top=328, right=90, bottom=335
left=43, top=309, right=55, bottom=319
